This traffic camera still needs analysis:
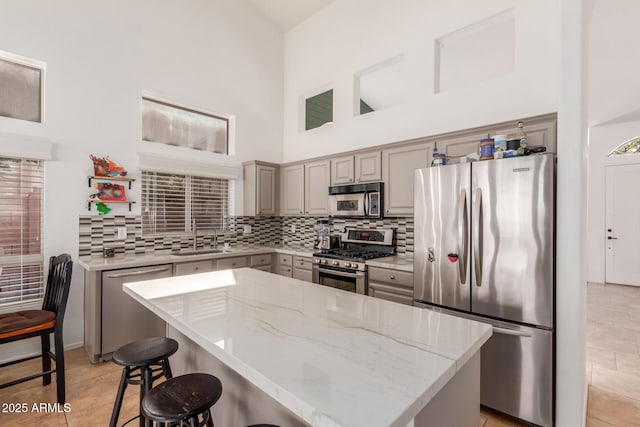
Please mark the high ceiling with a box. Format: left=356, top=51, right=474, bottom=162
left=248, top=0, right=335, bottom=31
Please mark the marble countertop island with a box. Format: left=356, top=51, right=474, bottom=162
left=124, top=268, right=491, bottom=427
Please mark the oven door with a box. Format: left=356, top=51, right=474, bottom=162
left=312, top=265, right=366, bottom=294
left=329, top=193, right=366, bottom=216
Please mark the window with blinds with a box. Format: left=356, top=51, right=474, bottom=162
left=141, top=171, right=230, bottom=234
left=0, top=157, right=44, bottom=308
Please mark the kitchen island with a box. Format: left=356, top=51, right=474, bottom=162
left=123, top=268, right=491, bottom=427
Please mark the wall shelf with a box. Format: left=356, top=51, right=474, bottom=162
left=88, top=176, right=135, bottom=189
left=87, top=199, right=135, bottom=211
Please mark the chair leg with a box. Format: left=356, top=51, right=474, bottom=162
left=53, top=329, right=65, bottom=403
left=162, top=358, right=173, bottom=379
left=140, top=366, right=153, bottom=427
left=206, top=409, right=214, bottom=427
left=110, top=366, right=129, bottom=427
left=41, top=333, right=52, bottom=385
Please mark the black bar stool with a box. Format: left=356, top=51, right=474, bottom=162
left=110, top=337, right=179, bottom=427
left=141, top=373, right=223, bottom=426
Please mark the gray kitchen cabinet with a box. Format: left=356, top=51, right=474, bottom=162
left=292, top=256, right=313, bottom=282
left=331, top=151, right=381, bottom=185
left=355, top=151, right=382, bottom=182
left=331, top=156, right=355, bottom=185
left=281, top=164, right=305, bottom=216
left=382, top=142, right=434, bottom=215
left=367, top=266, right=414, bottom=306
left=174, top=260, right=215, bottom=276
left=277, top=253, right=293, bottom=277
left=250, top=253, right=273, bottom=273
left=243, top=161, right=279, bottom=216
left=493, top=119, right=557, bottom=153
left=304, top=160, right=330, bottom=215
left=441, top=132, right=486, bottom=159
left=216, top=256, right=248, bottom=270
left=442, top=117, right=557, bottom=159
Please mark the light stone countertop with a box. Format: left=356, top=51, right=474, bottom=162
left=77, top=246, right=316, bottom=271
left=366, top=255, right=414, bottom=272
left=124, top=268, right=491, bottom=427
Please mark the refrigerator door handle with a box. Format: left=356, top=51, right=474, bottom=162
left=457, top=189, right=468, bottom=285
left=473, top=188, right=483, bottom=287
left=492, top=326, right=533, bottom=338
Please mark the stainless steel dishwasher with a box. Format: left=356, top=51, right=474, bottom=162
left=101, top=264, right=173, bottom=356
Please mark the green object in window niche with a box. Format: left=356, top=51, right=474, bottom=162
left=96, top=202, right=111, bottom=215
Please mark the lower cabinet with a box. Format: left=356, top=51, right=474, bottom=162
left=216, top=256, right=249, bottom=270
left=292, top=256, right=312, bottom=282
left=367, top=266, right=414, bottom=306
left=174, top=260, right=215, bottom=276
left=277, top=254, right=293, bottom=277
left=250, top=254, right=273, bottom=273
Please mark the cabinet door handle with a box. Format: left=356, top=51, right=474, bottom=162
left=194, top=267, right=199, bottom=271
left=389, top=275, right=395, bottom=280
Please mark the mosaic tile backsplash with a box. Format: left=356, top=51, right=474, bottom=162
left=79, top=215, right=413, bottom=257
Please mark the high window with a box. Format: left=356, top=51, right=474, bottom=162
left=141, top=97, right=229, bottom=155
left=0, top=52, right=45, bottom=123
left=141, top=171, right=230, bottom=235
left=0, top=157, right=44, bottom=309
left=608, top=136, right=640, bottom=157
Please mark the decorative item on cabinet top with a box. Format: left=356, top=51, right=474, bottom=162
left=87, top=155, right=135, bottom=213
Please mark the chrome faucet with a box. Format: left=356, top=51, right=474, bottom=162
left=192, top=218, right=197, bottom=250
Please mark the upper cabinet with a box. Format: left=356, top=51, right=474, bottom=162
left=382, top=142, right=434, bottom=216
left=442, top=117, right=557, bottom=158
left=331, top=156, right=355, bottom=185
left=355, top=151, right=382, bottom=182
left=281, top=164, right=305, bottom=216
left=493, top=119, right=557, bottom=153
left=305, top=160, right=331, bottom=215
left=243, top=161, right=278, bottom=216
left=330, top=151, right=381, bottom=185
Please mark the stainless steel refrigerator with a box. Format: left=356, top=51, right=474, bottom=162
left=414, top=153, right=554, bottom=427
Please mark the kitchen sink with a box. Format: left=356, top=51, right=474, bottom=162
left=172, top=249, right=228, bottom=256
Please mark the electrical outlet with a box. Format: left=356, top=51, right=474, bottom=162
left=290, top=224, right=296, bottom=233
left=243, top=225, right=252, bottom=235
left=116, top=226, right=127, bottom=240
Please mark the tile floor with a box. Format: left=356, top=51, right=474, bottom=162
left=0, top=348, right=522, bottom=426
left=586, top=282, right=640, bottom=426
left=0, top=283, right=637, bottom=426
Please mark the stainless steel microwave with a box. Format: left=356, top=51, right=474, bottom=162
left=328, top=182, right=383, bottom=218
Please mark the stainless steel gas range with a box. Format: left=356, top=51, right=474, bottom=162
left=312, top=228, right=394, bottom=294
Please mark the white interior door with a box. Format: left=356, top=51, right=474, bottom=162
left=605, top=164, right=640, bottom=286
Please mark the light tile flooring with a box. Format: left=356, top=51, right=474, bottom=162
left=586, top=282, right=640, bottom=426
left=1, top=285, right=638, bottom=426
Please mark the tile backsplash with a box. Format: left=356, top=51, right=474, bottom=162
left=79, top=215, right=413, bottom=257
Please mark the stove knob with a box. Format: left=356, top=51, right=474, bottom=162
left=322, top=259, right=328, bottom=264
left=344, top=262, right=351, bottom=268
left=332, top=260, right=339, bottom=266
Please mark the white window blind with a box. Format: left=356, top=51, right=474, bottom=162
left=0, top=157, right=44, bottom=309
left=141, top=171, right=231, bottom=234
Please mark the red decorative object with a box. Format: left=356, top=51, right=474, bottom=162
left=95, top=183, right=126, bottom=201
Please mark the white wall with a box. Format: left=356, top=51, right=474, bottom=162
left=0, top=0, right=283, bottom=362
left=586, top=122, right=640, bottom=283
left=588, top=0, right=640, bottom=127
left=586, top=0, right=640, bottom=283
left=282, top=0, right=560, bottom=162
